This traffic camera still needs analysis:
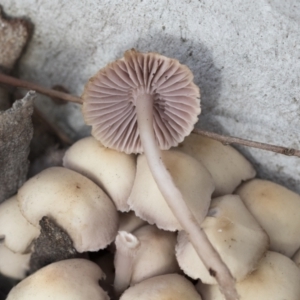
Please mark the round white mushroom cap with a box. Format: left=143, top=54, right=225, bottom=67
left=0, top=195, right=39, bottom=253
left=0, top=243, right=30, bottom=280
left=128, top=150, right=214, bottom=231
left=236, top=179, right=300, bottom=257
left=18, top=167, right=119, bottom=253
left=176, top=195, right=268, bottom=284
left=129, top=225, right=179, bottom=285
left=63, top=136, right=136, bottom=211
left=120, top=273, right=202, bottom=300
left=197, top=251, right=300, bottom=300
left=175, top=134, right=256, bottom=197
left=6, top=259, right=110, bottom=300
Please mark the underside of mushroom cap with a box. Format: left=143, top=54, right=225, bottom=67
left=82, top=49, right=200, bottom=154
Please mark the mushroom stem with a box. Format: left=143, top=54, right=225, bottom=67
left=136, top=94, right=239, bottom=300
left=114, top=231, right=140, bottom=297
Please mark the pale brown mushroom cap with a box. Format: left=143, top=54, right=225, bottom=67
left=236, top=179, right=300, bottom=257
left=176, top=195, right=269, bottom=284
left=6, top=259, right=110, bottom=300
left=0, top=243, right=30, bottom=280
left=128, top=150, right=214, bottom=231
left=18, top=167, right=119, bottom=253
left=197, top=251, right=300, bottom=300
left=0, top=195, right=39, bottom=253
left=63, top=136, right=136, bottom=212
left=120, top=273, right=202, bottom=300
left=175, top=134, right=256, bottom=197
left=82, top=49, right=200, bottom=154
left=130, top=225, right=179, bottom=285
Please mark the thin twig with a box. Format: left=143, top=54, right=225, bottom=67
left=0, top=73, right=82, bottom=104
left=193, top=128, right=300, bottom=158
left=0, top=73, right=299, bottom=158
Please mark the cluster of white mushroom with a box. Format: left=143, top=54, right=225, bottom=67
left=1, top=132, right=300, bottom=299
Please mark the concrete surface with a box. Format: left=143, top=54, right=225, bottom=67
left=2, top=0, right=300, bottom=192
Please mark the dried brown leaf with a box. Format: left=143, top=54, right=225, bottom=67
left=0, top=91, right=34, bottom=203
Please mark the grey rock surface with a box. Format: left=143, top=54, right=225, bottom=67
left=1, top=0, right=300, bottom=192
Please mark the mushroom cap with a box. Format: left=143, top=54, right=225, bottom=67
left=17, top=167, right=119, bottom=253
left=0, top=243, right=30, bottom=280
left=129, top=225, right=179, bottom=285
left=236, top=179, right=300, bottom=257
left=197, top=251, right=300, bottom=300
left=6, top=259, right=110, bottom=300
left=176, top=195, right=269, bottom=284
left=128, top=150, right=214, bottom=231
left=82, top=49, right=200, bottom=154
left=120, top=273, right=202, bottom=300
left=0, top=195, right=39, bottom=253
left=63, top=136, right=136, bottom=211
left=174, top=133, right=256, bottom=196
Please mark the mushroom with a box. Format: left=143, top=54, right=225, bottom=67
left=128, top=149, right=214, bottom=231
left=114, top=225, right=179, bottom=295
left=17, top=167, right=119, bottom=253
left=114, top=231, right=140, bottom=296
left=0, top=243, right=30, bottom=280
left=0, top=195, right=39, bottom=253
left=63, top=136, right=136, bottom=211
left=6, top=259, right=110, bottom=300
left=197, top=251, right=300, bottom=300
left=82, top=49, right=236, bottom=299
left=174, top=133, right=256, bottom=196
left=120, top=273, right=202, bottom=300
left=176, top=195, right=269, bottom=284
left=236, top=179, right=300, bottom=257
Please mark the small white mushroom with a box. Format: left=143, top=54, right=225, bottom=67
left=236, top=179, right=300, bottom=257
left=175, top=133, right=256, bottom=196
left=0, top=243, right=30, bottom=280
left=0, top=195, right=39, bottom=253
left=114, top=225, right=179, bottom=296
left=197, top=251, right=300, bottom=300
left=17, top=167, right=119, bottom=253
left=6, top=259, right=110, bottom=300
left=63, top=136, right=136, bottom=211
left=120, top=273, right=202, bottom=300
left=114, top=231, right=140, bottom=296
left=128, top=150, right=214, bottom=231
left=176, top=195, right=268, bottom=284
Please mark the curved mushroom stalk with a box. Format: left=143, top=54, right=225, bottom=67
left=114, top=231, right=140, bottom=296
left=137, top=101, right=238, bottom=296
left=82, top=49, right=238, bottom=300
